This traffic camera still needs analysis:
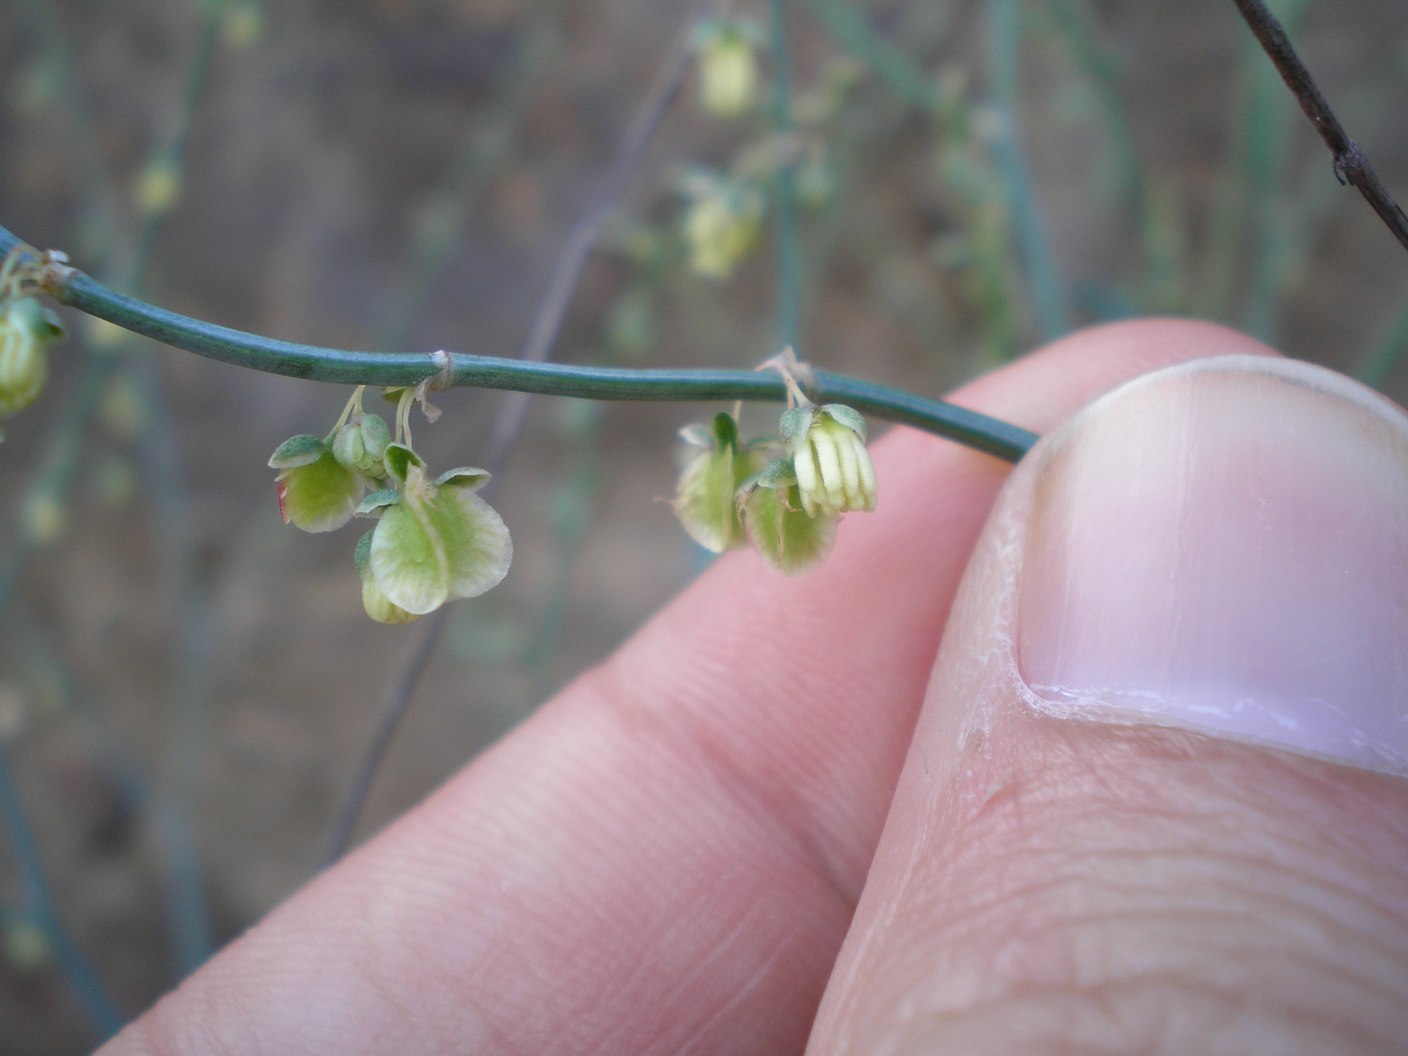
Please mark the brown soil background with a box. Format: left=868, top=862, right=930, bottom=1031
left=3, top=1, right=1408, bottom=1051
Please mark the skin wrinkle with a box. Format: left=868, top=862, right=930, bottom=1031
left=826, top=695, right=1408, bottom=1053
left=585, top=658, right=861, bottom=911
left=894, top=972, right=1399, bottom=1056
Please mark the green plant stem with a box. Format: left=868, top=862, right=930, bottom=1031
left=0, top=748, right=125, bottom=1039
left=986, top=0, right=1069, bottom=342
left=800, top=0, right=943, bottom=111
left=1357, top=296, right=1408, bottom=389
left=1, top=227, right=1036, bottom=461
left=769, top=0, right=802, bottom=353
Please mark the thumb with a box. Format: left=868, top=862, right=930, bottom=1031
left=810, top=356, right=1408, bottom=1055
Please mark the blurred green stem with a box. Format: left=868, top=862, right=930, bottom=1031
left=800, top=0, right=943, bottom=111
left=0, top=748, right=124, bottom=1039
left=769, top=0, right=803, bottom=353
left=986, top=0, right=1069, bottom=341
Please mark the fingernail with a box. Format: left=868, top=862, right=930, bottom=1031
left=1017, top=356, right=1408, bottom=776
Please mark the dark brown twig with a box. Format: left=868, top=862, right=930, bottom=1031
left=1230, top=0, right=1408, bottom=253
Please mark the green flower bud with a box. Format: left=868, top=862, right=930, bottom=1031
left=0, top=296, right=62, bottom=417
left=696, top=22, right=759, bottom=118
left=738, top=459, right=837, bottom=574
left=269, top=435, right=364, bottom=533
left=673, top=411, right=764, bottom=552
left=332, top=412, right=391, bottom=478
left=781, top=403, right=876, bottom=518
left=683, top=182, right=763, bottom=280
left=355, top=530, right=418, bottom=625
left=366, top=456, right=511, bottom=616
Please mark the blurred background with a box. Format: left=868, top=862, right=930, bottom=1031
left=3, top=0, right=1408, bottom=1050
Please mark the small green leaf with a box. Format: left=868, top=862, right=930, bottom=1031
left=435, top=466, right=491, bottom=491
left=268, top=434, right=325, bottom=469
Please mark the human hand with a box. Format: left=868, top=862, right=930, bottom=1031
left=100, top=320, right=1408, bottom=1055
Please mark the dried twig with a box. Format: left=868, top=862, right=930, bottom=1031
left=1230, top=0, right=1408, bottom=253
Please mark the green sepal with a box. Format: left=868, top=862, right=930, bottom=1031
left=382, top=442, right=424, bottom=483
left=710, top=410, right=739, bottom=450
left=778, top=406, right=814, bottom=446
left=356, top=488, right=401, bottom=515
left=820, top=403, right=867, bottom=441
left=353, top=529, right=374, bottom=575
left=435, top=466, right=491, bottom=491
left=742, top=481, right=837, bottom=575
left=268, top=434, right=325, bottom=469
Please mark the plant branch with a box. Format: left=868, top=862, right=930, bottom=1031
left=0, top=226, right=1036, bottom=462
left=1229, top=0, right=1408, bottom=254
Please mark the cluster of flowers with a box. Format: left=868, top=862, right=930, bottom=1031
left=0, top=247, right=65, bottom=439
left=269, top=386, right=511, bottom=624
left=674, top=397, right=876, bottom=574
left=678, top=19, right=843, bottom=281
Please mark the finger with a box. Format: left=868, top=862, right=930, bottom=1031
left=810, top=356, right=1408, bottom=1055
left=103, top=322, right=1274, bottom=1056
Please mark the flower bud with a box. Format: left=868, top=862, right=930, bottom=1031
left=737, top=459, right=837, bottom=574
left=332, top=412, right=391, bottom=478
left=0, top=296, right=62, bottom=417
left=269, top=435, right=364, bottom=533
left=355, top=531, right=418, bottom=625
left=682, top=181, right=763, bottom=280
left=696, top=21, right=760, bottom=118
left=781, top=403, right=876, bottom=518
left=673, top=411, right=765, bottom=552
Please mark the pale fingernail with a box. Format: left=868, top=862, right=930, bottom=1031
left=1017, top=356, right=1408, bottom=776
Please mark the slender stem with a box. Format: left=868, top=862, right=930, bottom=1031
left=769, top=0, right=802, bottom=353
left=320, top=607, right=450, bottom=869
left=1229, top=0, right=1408, bottom=254
left=321, top=0, right=727, bottom=868
left=799, top=0, right=942, bottom=112
left=487, top=0, right=705, bottom=465
left=0, top=748, right=125, bottom=1039
left=1357, top=294, right=1408, bottom=389
left=0, top=226, right=1036, bottom=461
left=986, top=0, right=1069, bottom=342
